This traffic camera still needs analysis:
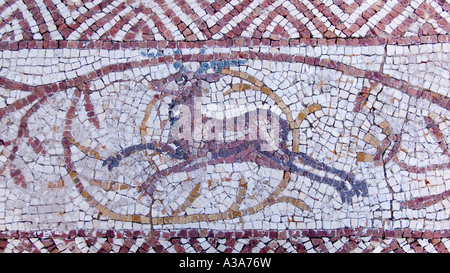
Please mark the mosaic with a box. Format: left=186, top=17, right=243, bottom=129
left=0, top=0, right=449, bottom=253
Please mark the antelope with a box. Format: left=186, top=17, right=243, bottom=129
left=102, top=71, right=368, bottom=204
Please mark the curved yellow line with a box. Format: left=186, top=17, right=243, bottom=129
left=293, top=104, right=322, bottom=153
left=68, top=169, right=311, bottom=225
left=69, top=136, right=104, bottom=161
left=220, top=69, right=298, bottom=151
left=139, top=96, right=159, bottom=144
left=220, top=69, right=322, bottom=153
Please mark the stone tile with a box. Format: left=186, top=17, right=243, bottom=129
left=0, top=0, right=449, bottom=253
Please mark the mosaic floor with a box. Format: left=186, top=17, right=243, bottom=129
left=0, top=0, right=449, bottom=253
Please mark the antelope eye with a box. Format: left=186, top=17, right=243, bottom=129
left=175, top=75, right=188, bottom=85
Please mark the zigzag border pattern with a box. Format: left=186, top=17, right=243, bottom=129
left=0, top=0, right=449, bottom=42
left=1, top=0, right=449, bottom=254
left=1, top=228, right=450, bottom=253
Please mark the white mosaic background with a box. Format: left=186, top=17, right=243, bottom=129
left=0, top=43, right=449, bottom=233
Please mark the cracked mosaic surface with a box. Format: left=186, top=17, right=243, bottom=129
left=0, top=0, right=449, bottom=253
